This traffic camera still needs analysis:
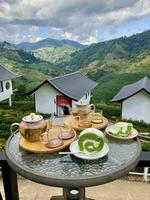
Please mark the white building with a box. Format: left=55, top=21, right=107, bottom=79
left=111, top=76, right=150, bottom=124
left=27, top=71, right=98, bottom=115
left=0, top=64, right=18, bottom=106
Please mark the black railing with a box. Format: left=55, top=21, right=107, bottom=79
left=0, top=151, right=150, bottom=200
left=137, top=151, right=150, bottom=167
left=0, top=151, right=19, bottom=200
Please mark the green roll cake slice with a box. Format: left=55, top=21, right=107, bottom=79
left=109, top=122, right=133, bottom=137
left=78, top=132, right=104, bottom=153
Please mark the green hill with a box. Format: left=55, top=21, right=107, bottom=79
left=91, top=73, right=150, bottom=104
left=0, top=41, right=57, bottom=92
left=16, top=38, right=85, bottom=50
left=16, top=38, right=86, bottom=63
left=58, top=29, right=150, bottom=72
left=55, top=30, right=150, bottom=103
left=32, top=45, right=80, bottom=63
left=1, top=30, right=150, bottom=103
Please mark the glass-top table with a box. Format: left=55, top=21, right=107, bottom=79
left=5, top=128, right=141, bottom=200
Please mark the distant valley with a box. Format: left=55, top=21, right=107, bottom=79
left=0, top=41, right=56, bottom=92
left=16, top=38, right=86, bottom=63
left=0, top=30, right=150, bottom=103
left=55, top=30, right=150, bottom=103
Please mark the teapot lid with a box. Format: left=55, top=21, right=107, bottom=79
left=22, top=113, right=43, bottom=123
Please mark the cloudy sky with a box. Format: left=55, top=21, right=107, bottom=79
left=0, top=0, right=150, bottom=44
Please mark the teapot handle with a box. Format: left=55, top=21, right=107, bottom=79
left=10, top=123, right=20, bottom=134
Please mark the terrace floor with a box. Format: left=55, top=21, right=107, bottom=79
left=0, top=176, right=150, bottom=200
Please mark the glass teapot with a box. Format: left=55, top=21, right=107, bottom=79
left=10, top=113, right=47, bottom=141
left=75, top=100, right=95, bottom=113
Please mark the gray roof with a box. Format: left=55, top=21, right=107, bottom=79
left=27, top=71, right=98, bottom=100
left=0, top=64, right=18, bottom=81
left=111, top=76, right=150, bottom=102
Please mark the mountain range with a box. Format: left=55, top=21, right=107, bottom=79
left=0, top=30, right=150, bottom=102
left=55, top=30, right=150, bottom=103
left=16, top=38, right=86, bottom=50
left=16, top=38, right=86, bottom=63
left=0, top=41, right=57, bottom=92
left=58, top=29, right=150, bottom=72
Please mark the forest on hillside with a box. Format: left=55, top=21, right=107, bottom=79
left=0, top=30, right=150, bottom=150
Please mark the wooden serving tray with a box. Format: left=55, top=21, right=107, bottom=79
left=64, top=115, right=108, bottom=131
left=19, top=125, right=77, bottom=153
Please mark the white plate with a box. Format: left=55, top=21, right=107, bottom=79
left=105, top=125, right=138, bottom=139
left=69, top=140, right=109, bottom=160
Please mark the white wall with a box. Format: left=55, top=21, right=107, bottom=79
left=122, top=90, right=150, bottom=123
left=35, top=82, right=62, bottom=114
left=0, top=80, right=13, bottom=101
left=35, top=84, right=92, bottom=115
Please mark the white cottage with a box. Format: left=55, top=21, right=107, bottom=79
left=27, top=71, right=98, bottom=115
left=0, top=64, right=18, bottom=106
left=111, top=76, right=150, bottom=124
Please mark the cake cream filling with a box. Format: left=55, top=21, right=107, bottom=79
left=83, top=139, right=100, bottom=149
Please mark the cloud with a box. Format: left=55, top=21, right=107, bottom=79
left=29, top=26, right=40, bottom=32
left=0, top=0, right=149, bottom=43
left=0, top=24, right=44, bottom=43
left=61, top=32, right=79, bottom=41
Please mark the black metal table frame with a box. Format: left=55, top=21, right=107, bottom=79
left=51, top=187, right=93, bottom=200
left=1, top=151, right=150, bottom=200
left=1, top=150, right=150, bottom=200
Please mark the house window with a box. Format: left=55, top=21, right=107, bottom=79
left=5, top=81, right=10, bottom=90
left=0, top=81, right=3, bottom=92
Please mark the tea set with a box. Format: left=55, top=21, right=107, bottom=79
left=10, top=100, right=136, bottom=160
left=10, top=113, right=75, bottom=150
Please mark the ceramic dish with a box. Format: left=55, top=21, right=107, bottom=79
left=69, top=140, right=109, bottom=160
left=105, top=125, right=138, bottom=139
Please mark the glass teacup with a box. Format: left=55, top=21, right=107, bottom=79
left=78, top=113, right=92, bottom=128
left=58, top=125, right=75, bottom=140
left=40, top=123, right=64, bottom=148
